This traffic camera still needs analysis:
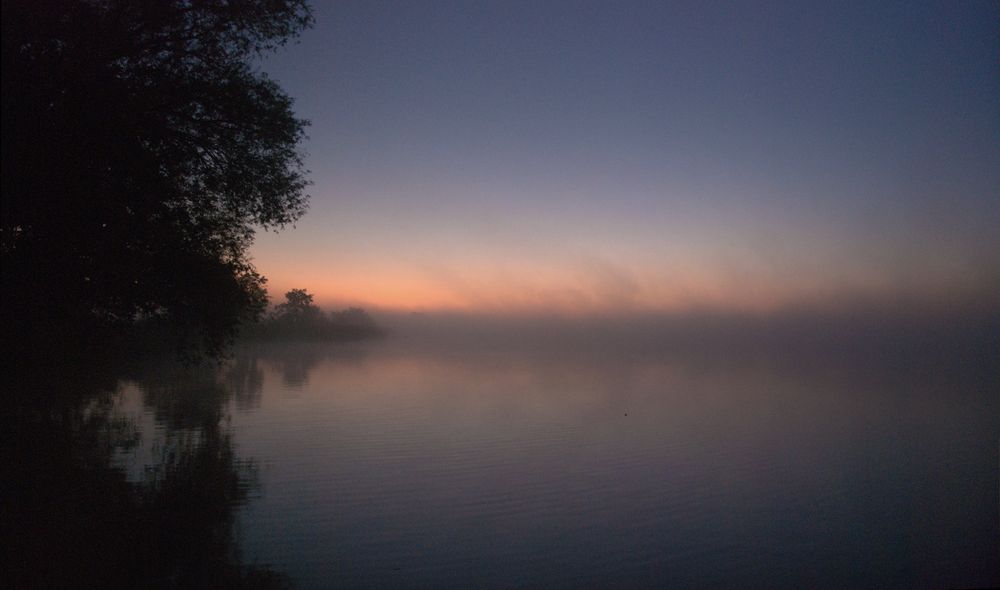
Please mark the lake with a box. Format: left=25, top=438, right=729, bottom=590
left=8, top=330, right=1000, bottom=588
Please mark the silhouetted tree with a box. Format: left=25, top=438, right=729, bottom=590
left=273, top=288, right=322, bottom=322
left=265, top=287, right=322, bottom=339
left=245, top=288, right=383, bottom=341
left=1, top=0, right=313, bottom=357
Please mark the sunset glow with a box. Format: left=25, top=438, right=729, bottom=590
left=250, top=2, right=999, bottom=315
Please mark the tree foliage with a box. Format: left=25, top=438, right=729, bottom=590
left=273, top=288, right=321, bottom=322
left=1, top=0, right=313, bottom=355
left=251, top=288, right=383, bottom=341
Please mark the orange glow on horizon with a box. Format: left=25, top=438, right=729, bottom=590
left=260, top=265, right=934, bottom=315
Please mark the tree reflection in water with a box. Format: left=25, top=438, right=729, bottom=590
left=232, top=341, right=368, bottom=390
left=3, top=354, right=289, bottom=589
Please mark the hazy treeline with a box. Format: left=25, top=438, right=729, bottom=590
left=241, top=288, right=384, bottom=342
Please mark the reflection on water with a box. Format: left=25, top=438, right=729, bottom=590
left=4, top=356, right=290, bottom=589
left=4, top=329, right=999, bottom=589
left=232, top=338, right=998, bottom=589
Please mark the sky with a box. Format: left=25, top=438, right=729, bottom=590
left=252, top=0, right=999, bottom=314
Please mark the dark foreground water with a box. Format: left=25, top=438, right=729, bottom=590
left=6, top=333, right=1000, bottom=588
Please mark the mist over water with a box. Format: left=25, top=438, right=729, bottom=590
left=9, top=306, right=998, bottom=588
left=7, top=1, right=999, bottom=587
left=101, top=309, right=1000, bottom=588
left=376, top=305, right=1000, bottom=374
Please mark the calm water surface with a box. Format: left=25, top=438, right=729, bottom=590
left=109, top=339, right=998, bottom=589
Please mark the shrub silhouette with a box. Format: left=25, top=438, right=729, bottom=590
left=250, top=289, right=384, bottom=341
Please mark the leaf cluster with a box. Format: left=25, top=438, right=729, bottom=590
left=1, top=0, right=313, bottom=356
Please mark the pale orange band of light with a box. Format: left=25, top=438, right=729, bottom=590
left=259, top=252, right=999, bottom=315
left=264, top=268, right=830, bottom=314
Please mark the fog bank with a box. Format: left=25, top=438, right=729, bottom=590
left=371, top=303, right=998, bottom=378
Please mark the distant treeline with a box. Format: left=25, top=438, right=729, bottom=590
left=241, top=288, right=384, bottom=341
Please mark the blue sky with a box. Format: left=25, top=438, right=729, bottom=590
left=252, top=0, right=999, bottom=312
